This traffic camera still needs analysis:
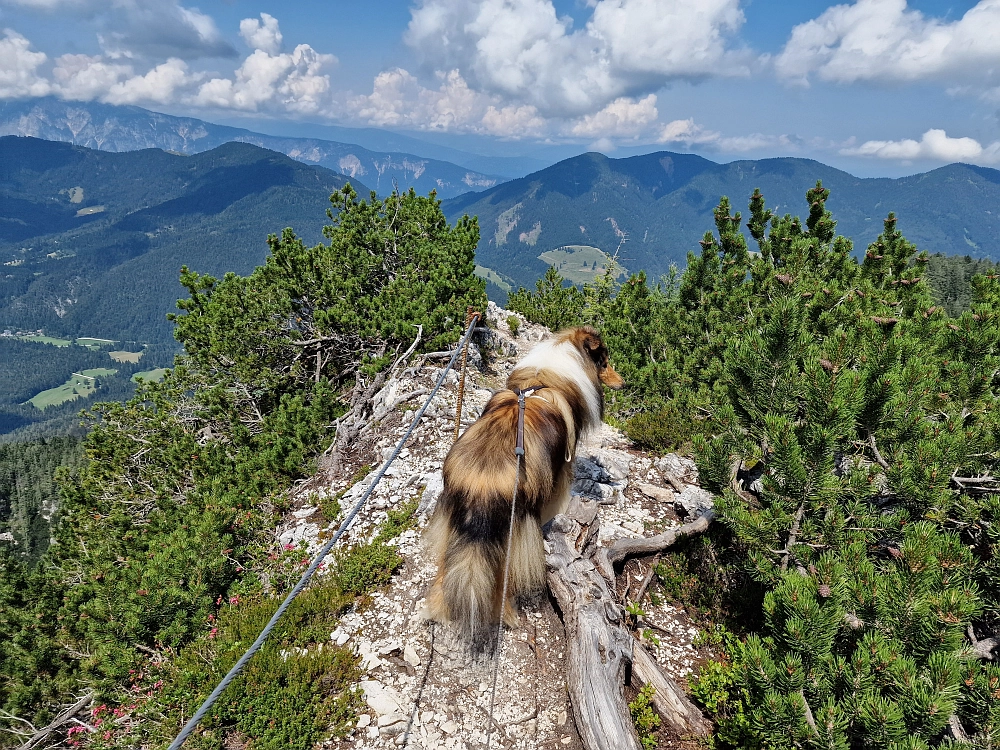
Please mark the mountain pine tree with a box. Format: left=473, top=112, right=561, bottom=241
left=692, top=184, right=1000, bottom=749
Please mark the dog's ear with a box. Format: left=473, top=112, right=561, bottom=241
left=582, top=331, right=603, bottom=355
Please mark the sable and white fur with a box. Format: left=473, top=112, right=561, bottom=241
left=425, top=326, right=624, bottom=645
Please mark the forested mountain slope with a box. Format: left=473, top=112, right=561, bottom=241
left=0, top=98, right=503, bottom=198
left=0, top=136, right=366, bottom=344
left=1, top=172, right=999, bottom=750
left=444, top=151, right=1000, bottom=293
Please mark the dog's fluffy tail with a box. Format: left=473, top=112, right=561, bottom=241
left=425, top=510, right=545, bottom=647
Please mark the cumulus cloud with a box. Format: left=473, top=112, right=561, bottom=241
left=103, top=58, right=191, bottom=105
left=195, top=42, right=335, bottom=115
left=0, top=0, right=236, bottom=59
left=842, top=128, right=1000, bottom=163
left=404, top=0, right=748, bottom=117
left=1, top=14, right=335, bottom=116
left=0, top=28, right=51, bottom=97
left=776, top=0, right=1000, bottom=87
left=52, top=54, right=133, bottom=100
left=240, top=13, right=282, bottom=56
left=570, top=95, right=658, bottom=138
left=52, top=54, right=197, bottom=105
left=350, top=67, right=547, bottom=137
left=658, top=117, right=797, bottom=153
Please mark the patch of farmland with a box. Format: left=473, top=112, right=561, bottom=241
left=29, top=367, right=117, bottom=409
left=109, top=350, right=143, bottom=363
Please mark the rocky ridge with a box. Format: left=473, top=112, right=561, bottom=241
left=281, top=303, right=715, bottom=749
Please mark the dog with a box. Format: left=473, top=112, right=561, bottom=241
left=425, top=325, right=624, bottom=645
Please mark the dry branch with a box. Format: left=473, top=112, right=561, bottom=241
left=602, top=509, right=716, bottom=568
left=16, top=693, right=93, bottom=750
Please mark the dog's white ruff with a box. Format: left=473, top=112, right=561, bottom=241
left=511, top=337, right=601, bottom=428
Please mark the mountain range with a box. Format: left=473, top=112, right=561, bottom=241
left=5, top=131, right=1000, bottom=347
left=0, top=98, right=503, bottom=199
left=444, top=151, right=1000, bottom=293
left=0, top=136, right=363, bottom=344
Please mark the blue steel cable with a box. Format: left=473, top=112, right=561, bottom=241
left=167, top=316, right=479, bottom=750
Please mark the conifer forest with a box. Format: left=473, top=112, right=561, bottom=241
left=2, top=180, right=999, bottom=750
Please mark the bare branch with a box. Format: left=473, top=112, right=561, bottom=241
left=868, top=432, right=890, bottom=471
left=16, top=693, right=93, bottom=750
left=603, top=509, right=715, bottom=568
left=782, top=504, right=806, bottom=574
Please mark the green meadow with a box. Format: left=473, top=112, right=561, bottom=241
left=537, top=245, right=628, bottom=284
left=29, top=368, right=117, bottom=409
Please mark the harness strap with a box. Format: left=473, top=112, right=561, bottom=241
left=510, top=386, right=546, bottom=457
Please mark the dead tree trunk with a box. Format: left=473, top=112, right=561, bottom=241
left=546, top=506, right=640, bottom=750
left=545, top=496, right=713, bottom=750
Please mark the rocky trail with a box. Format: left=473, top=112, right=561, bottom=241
left=280, top=304, right=716, bottom=750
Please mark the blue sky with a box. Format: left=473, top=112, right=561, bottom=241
left=1, top=0, right=998, bottom=176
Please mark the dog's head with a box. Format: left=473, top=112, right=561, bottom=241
left=565, top=326, right=625, bottom=390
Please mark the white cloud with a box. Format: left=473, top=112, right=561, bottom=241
left=404, top=0, right=748, bottom=117
left=1, top=15, right=335, bottom=116
left=776, top=0, right=1000, bottom=87
left=195, top=41, right=336, bottom=115
left=350, top=67, right=547, bottom=137
left=658, top=117, right=797, bottom=153
left=842, top=128, right=1000, bottom=163
left=481, top=102, right=546, bottom=137
left=52, top=54, right=132, bottom=100
left=103, top=58, right=191, bottom=105
left=0, top=0, right=236, bottom=59
left=52, top=54, right=196, bottom=105
left=659, top=118, right=720, bottom=145
left=0, top=28, right=51, bottom=97
left=570, top=94, right=658, bottom=138
left=240, top=13, right=282, bottom=56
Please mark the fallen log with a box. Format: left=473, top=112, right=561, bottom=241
left=546, top=510, right=639, bottom=750
left=545, top=497, right=715, bottom=750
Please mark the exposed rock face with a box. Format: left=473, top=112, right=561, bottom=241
left=279, top=302, right=713, bottom=749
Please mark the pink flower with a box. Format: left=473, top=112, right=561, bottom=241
left=103, top=731, right=112, bottom=741
left=209, top=627, right=218, bottom=639
left=228, top=595, right=239, bottom=605
left=283, top=544, right=294, bottom=551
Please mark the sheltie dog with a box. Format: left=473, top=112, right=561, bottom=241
left=425, top=326, right=624, bottom=646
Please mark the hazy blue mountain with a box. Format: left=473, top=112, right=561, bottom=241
left=443, top=151, right=1000, bottom=294
left=223, top=117, right=551, bottom=178
left=0, top=136, right=367, bottom=344
left=0, top=98, right=503, bottom=199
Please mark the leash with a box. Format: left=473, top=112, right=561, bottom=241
left=453, top=307, right=480, bottom=443
left=166, top=316, right=480, bottom=750
left=485, top=385, right=545, bottom=750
